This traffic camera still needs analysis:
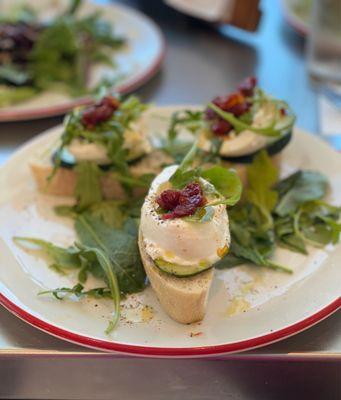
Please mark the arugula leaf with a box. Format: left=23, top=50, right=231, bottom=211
left=76, top=243, right=120, bottom=332
left=75, top=212, right=146, bottom=294
left=39, top=283, right=112, bottom=301
left=13, top=237, right=81, bottom=272
left=201, top=166, right=242, bottom=206
left=74, top=161, right=103, bottom=210
left=207, top=100, right=295, bottom=137
left=168, top=110, right=204, bottom=142
left=14, top=235, right=122, bottom=332
left=169, top=140, right=200, bottom=189
left=274, top=171, right=328, bottom=216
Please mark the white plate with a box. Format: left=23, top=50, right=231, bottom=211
left=0, top=0, right=165, bottom=122
left=0, top=106, right=340, bottom=357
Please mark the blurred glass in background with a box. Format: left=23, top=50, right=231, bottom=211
left=307, top=0, right=341, bottom=95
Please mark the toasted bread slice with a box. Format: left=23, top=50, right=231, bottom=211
left=30, top=150, right=172, bottom=200
left=138, top=230, right=214, bottom=324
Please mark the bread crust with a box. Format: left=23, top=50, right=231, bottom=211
left=138, top=230, right=214, bottom=324
left=30, top=150, right=172, bottom=200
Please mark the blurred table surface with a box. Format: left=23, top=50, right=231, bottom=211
left=0, top=0, right=340, bottom=399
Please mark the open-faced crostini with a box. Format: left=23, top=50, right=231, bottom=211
left=138, top=148, right=242, bottom=323
left=30, top=94, right=171, bottom=200
left=166, top=77, right=295, bottom=185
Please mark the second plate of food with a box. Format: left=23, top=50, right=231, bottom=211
left=0, top=0, right=165, bottom=121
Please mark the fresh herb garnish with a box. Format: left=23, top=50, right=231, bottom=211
left=207, top=102, right=294, bottom=137
left=13, top=237, right=121, bottom=332
left=168, top=140, right=242, bottom=207
left=217, top=150, right=340, bottom=273
left=14, top=202, right=146, bottom=333
left=274, top=170, right=328, bottom=217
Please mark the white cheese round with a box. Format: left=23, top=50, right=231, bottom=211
left=67, top=118, right=151, bottom=164
left=140, top=166, right=230, bottom=268
left=199, top=103, right=285, bottom=157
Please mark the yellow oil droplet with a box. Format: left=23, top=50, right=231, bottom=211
left=226, top=297, right=250, bottom=316
left=164, top=250, right=175, bottom=260
left=217, top=244, right=229, bottom=258
left=141, top=305, right=154, bottom=323
left=241, top=282, right=255, bottom=295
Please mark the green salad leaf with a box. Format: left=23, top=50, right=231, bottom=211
left=13, top=237, right=81, bottom=273
left=75, top=212, right=145, bottom=294
left=74, top=161, right=103, bottom=210
left=217, top=151, right=340, bottom=274
left=168, top=110, right=204, bottom=143
left=274, top=171, right=328, bottom=216
left=39, top=283, right=112, bottom=301
left=201, top=166, right=242, bottom=207
left=13, top=235, right=122, bottom=332
left=14, top=200, right=147, bottom=333
left=169, top=140, right=200, bottom=189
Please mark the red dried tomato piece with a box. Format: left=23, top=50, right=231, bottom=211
left=238, top=76, right=257, bottom=97
left=81, top=96, right=120, bottom=129
left=205, top=76, right=257, bottom=137
left=156, top=182, right=206, bottom=219
left=156, top=189, right=180, bottom=211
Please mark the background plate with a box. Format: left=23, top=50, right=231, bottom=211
left=0, top=106, right=340, bottom=357
left=0, top=0, right=165, bottom=122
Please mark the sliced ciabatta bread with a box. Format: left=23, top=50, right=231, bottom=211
left=138, top=230, right=214, bottom=324
left=30, top=150, right=171, bottom=199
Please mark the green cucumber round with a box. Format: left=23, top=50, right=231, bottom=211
left=155, top=258, right=212, bottom=278
left=220, top=130, right=292, bottom=164
left=52, top=149, right=145, bottom=171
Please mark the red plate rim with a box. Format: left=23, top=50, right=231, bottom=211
left=0, top=292, right=339, bottom=357
left=0, top=5, right=166, bottom=122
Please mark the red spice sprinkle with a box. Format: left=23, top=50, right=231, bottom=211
left=81, top=96, right=120, bottom=129
left=157, top=182, right=206, bottom=220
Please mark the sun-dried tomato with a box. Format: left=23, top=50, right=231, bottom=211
left=156, top=182, right=206, bottom=219
left=205, top=76, right=257, bottom=137
left=81, top=96, right=120, bottom=129
left=210, top=119, right=232, bottom=136
left=157, top=189, right=180, bottom=210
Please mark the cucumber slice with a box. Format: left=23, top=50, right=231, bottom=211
left=220, top=130, right=292, bottom=164
left=52, top=149, right=145, bottom=170
left=155, top=258, right=212, bottom=277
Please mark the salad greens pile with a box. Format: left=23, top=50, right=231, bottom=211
left=15, top=200, right=146, bottom=333
left=0, top=0, right=125, bottom=106
left=216, top=151, right=341, bottom=273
